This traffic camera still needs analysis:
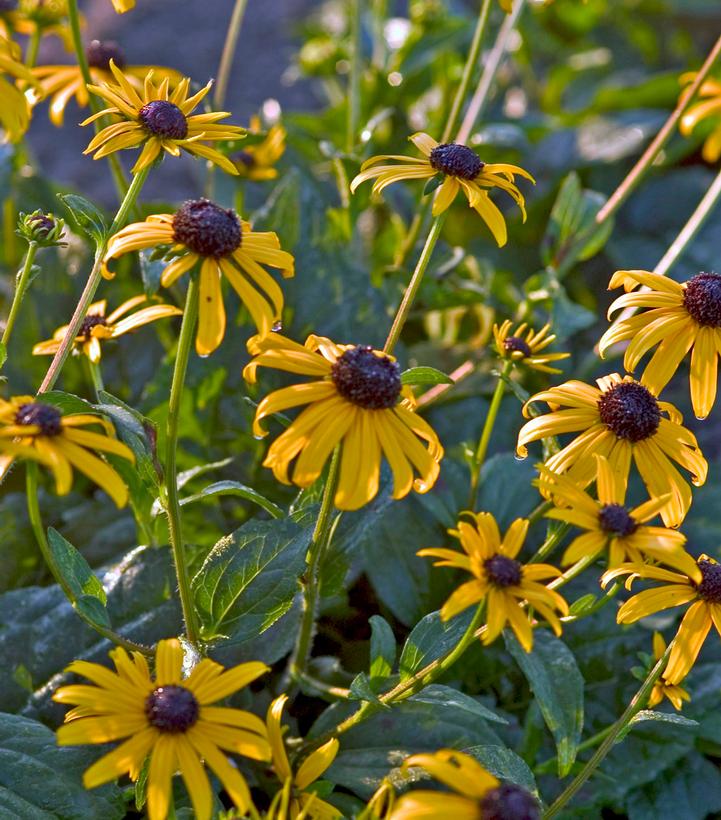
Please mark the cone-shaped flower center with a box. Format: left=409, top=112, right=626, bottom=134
left=479, top=784, right=540, bottom=820
left=503, top=336, right=532, bottom=358
left=697, top=559, right=721, bottom=604
left=484, top=554, right=523, bottom=588
left=172, top=199, right=242, bottom=258
left=139, top=100, right=188, bottom=140
left=597, top=381, right=660, bottom=442
left=144, top=685, right=199, bottom=733
left=86, top=39, right=126, bottom=71
left=15, top=402, right=62, bottom=436
left=79, top=314, right=108, bottom=339
left=429, top=143, right=484, bottom=180
left=683, top=272, right=721, bottom=328
left=598, top=504, right=638, bottom=537
left=331, top=346, right=401, bottom=409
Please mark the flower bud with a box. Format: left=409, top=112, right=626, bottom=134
left=17, top=210, right=66, bottom=247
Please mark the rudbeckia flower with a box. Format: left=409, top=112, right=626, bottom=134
left=648, top=632, right=691, bottom=711
left=679, top=72, right=721, bottom=162
left=598, top=269, right=721, bottom=421
left=391, top=749, right=540, bottom=820
left=418, top=512, right=568, bottom=652
left=517, top=374, right=707, bottom=528
left=537, top=455, right=694, bottom=574
left=32, top=40, right=181, bottom=127
left=101, top=198, right=294, bottom=356
left=82, top=60, right=244, bottom=175
left=53, top=638, right=271, bottom=820
left=0, top=35, right=34, bottom=141
left=493, top=319, right=569, bottom=374
left=244, top=333, right=443, bottom=511
left=32, top=296, right=183, bottom=363
left=266, top=694, right=341, bottom=820
left=0, top=396, right=133, bottom=506
left=1, top=0, right=72, bottom=49
left=350, top=133, right=534, bottom=247
left=601, top=554, right=720, bottom=685
left=233, top=114, right=286, bottom=180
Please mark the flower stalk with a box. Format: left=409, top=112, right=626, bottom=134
left=2, top=240, right=37, bottom=349
left=347, top=0, right=362, bottom=153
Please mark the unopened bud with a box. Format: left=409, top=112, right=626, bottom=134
left=17, top=210, right=66, bottom=247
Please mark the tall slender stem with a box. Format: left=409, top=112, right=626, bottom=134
left=25, top=28, right=41, bottom=68
left=2, top=241, right=37, bottom=348
left=164, top=277, right=201, bottom=645
left=85, top=357, right=105, bottom=401
left=347, top=0, right=362, bottom=153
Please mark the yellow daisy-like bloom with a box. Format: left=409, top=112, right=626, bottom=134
left=679, top=72, right=721, bottom=162
left=0, top=34, right=34, bottom=141
left=648, top=632, right=691, bottom=712
left=0, top=396, right=133, bottom=506
left=350, top=132, right=534, bottom=247
left=517, top=374, right=707, bottom=528
left=1, top=0, right=72, bottom=48
left=493, top=320, right=569, bottom=374
left=53, top=638, right=271, bottom=820
left=101, top=198, right=294, bottom=356
left=82, top=60, right=244, bottom=175
left=391, top=749, right=540, bottom=820
left=598, top=269, right=721, bottom=421
left=244, top=333, right=443, bottom=511
left=233, top=114, right=286, bottom=180
left=538, top=455, right=695, bottom=574
left=601, top=554, right=720, bottom=685
left=266, top=694, right=341, bottom=820
left=418, top=513, right=568, bottom=652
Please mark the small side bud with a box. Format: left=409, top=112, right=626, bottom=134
left=17, top=210, right=66, bottom=247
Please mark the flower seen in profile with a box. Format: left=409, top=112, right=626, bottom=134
left=493, top=319, right=569, bottom=374
left=648, top=632, right=691, bottom=712
left=679, top=72, right=721, bottom=162
left=0, top=35, right=35, bottom=141
left=233, top=114, right=286, bottom=180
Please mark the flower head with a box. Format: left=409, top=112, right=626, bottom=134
left=1, top=0, right=72, bottom=47
left=17, top=209, right=65, bottom=246
left=101, top=198, right=294, bottom=356
left=53, top=638, right=271, bottom=820
left=82, top=61, right=244, bottom=175
left=244, top=333, right=443, bottom=511
left=0, top=396, right=133, bottom=506
left=648, top=632, right=691, bottom=711
left=679, top=72, right=721, bottom=162
left=32, top=296, right=183, bottom=363
left=517, top=374, right=707, bottom=528
left=418, top=512, right=568, bottom=652
left=493, top=320, right=569, bottom=374
left=0, top=35, right=35, bottom=140
left=233, top=114, right=286, bottom=180
left=350, top=132, right=534, bottom=247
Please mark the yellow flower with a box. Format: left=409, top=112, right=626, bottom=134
left=2, top=0, right=72, bottom=48
left=350, top=132, right=534, bottom=247
left=598, top=269, right=721, bottom=421
left=601, top=554, right=720, bottom=685
left=82, top=60, right=244, bottom=175
left=493, top=319, right=569, bottom=374
left=418, top=512, right=568, bottom=652
left=517, top=374, right=707, bottom=528
left=101, top=198, right=294, bottom=356
left=0, top=395, right=133, bottom=506
left=538, top=454, right=695, bottom=574
left=679, top=72, right=721, bottom=162
left=111, top=0, right=134, bottom=11
left=233, top=114, right=286, bottom=180
left=266, top=694, right=341, bottom=820
left=244, top=333, right=443, bottom=511
left=648, top=632, right=691, bottom=711
left=53, top=638, right=271, bottom=820
left=0, top=35, right=34, bottom=141
left=390, top=749, right=540, bottom=820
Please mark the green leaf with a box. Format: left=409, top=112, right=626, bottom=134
left=139, top=248, right=166, bottom=297
left=399, top=608, right=475, bottom=680
left=409, top=684, right=508, bottom=725
left=58, top=193, right=107, bottom=245
left=505, top=631, right=584, bottom=777
left=621, top=709, right=699, bottom=740
left=400, top=366, right=453, bottom=387
left=178, top=480, right=284, bottom=519
left=423, top=174, right=444, bottom=195
left=349, top=672, right=387, bottom=706
left=40, top=390, right=95, bottom=416
left=464, top=745, right=538, bottom=795
left=368, top=614, right=396, bottom=683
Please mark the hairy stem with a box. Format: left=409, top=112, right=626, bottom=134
left=2, top=241, right=37, bottom=348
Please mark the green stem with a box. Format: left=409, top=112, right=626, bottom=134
left=25, top=28, right=41, bottom=68
left=535, top=725, right=614, bottom=776
left=164, top=277, right=202, bottom=646
left=38, top=166, right=150, bottom=394
left=529, top=522, right=570, bottom=565
left=85, top=357, right=105, bottom=401
left=347, top=0, right=362, bottom=153
left=2, top=241, right=37, bottom=348
left=26, top=462, right=152, bottom=655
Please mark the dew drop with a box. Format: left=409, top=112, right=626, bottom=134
left=272, top=321, right=283, bottom=332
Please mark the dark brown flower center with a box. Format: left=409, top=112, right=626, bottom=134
left=697, top=559, right=721, bottom=604
left=597, top=381, right=660, bottom=442
left=233, top=150, right=256, bottom=168
left=79, top=314, right=107, bottom=339
left=144, top=685, right=199, bottom=733
left=429, top=143, right=484, bottom=180
left=86, top=39, right=126, bottom=71
left=484, top=554, right=523, bottom=588
left=26, top=213, right=56, bottom=239
left=138, top=100, right=188, bottom=140
left=172, top=198, right=242, bottom=258
left=503, top=336, right=532, bottom=358
left=683, top=272, right=721, bottom=328
left=15, top=402, right=62, bottom=436
left=479, top=784, right=540, bottom=820
left=598, top=504, right=638, bottom=537
left=331, top=346, right=401, bottom=410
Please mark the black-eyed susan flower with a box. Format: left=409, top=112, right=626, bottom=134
left=1, top=0, right=72, bottom=49
left=391, top=749, right=540, bottom=820
left=0, top=396, right=133, bottom=506
left=32, top=296, right=183, bottom=363
left=350, top=132, right=534, bottom=247
left=538, top=455, right=695, bottom=574
left=0, top=35, right=34, bottom=140
left=53, top=638, right=271, bottom=820
left=517, top=374, right=707, bottom=528
left=101, top=198, right=294, bottom=356
left=601, top=554, right=720, bottom=685
left=32, top=40, right=181, bottom=127
left=493, top=319, right=569, bottom=374
left=233, top=114, right=286, bottom=180
left=648, top=632, right=691, bottom=712
left=82, top=61, right=244, bottom=175
left=418, top=512, right=568, bottom=652
left=266, top=694, right=341, bottom=820
left=679, top=72, right=721, bottom=162
left=244, top=333, right=443, bottom=511
left=598, top=269, right=721, bottom=421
